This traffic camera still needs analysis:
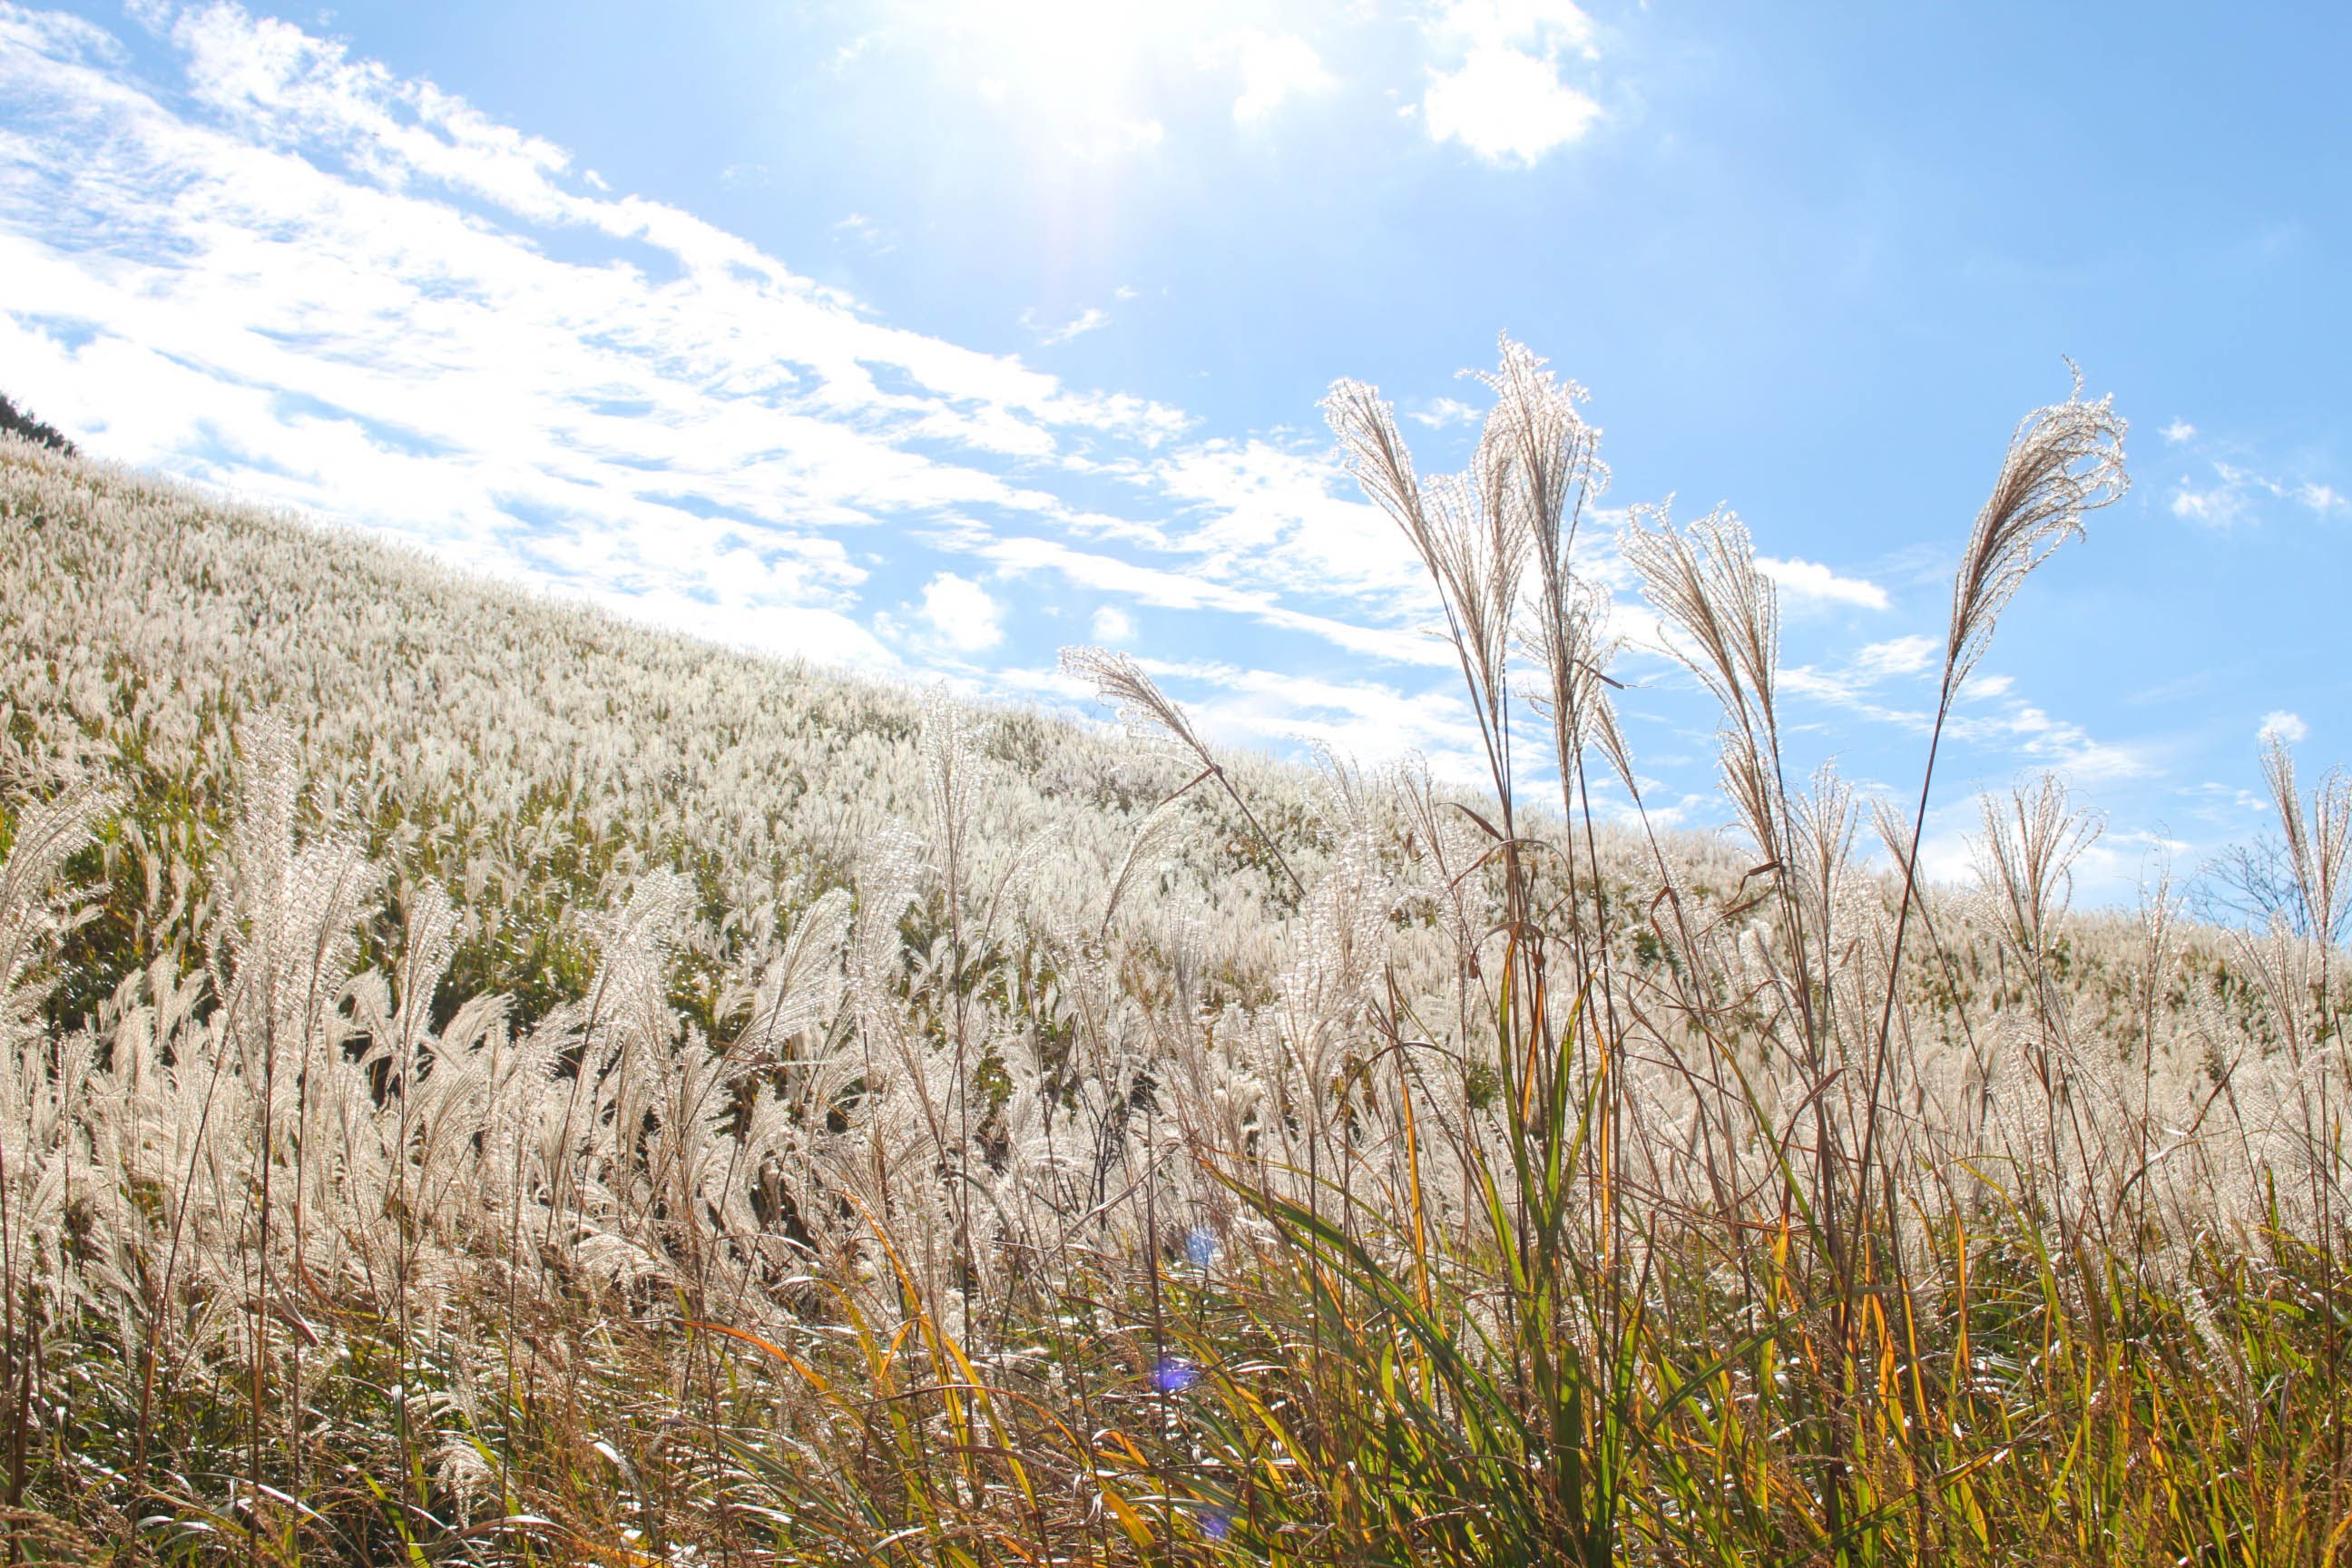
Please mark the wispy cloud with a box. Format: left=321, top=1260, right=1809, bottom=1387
left=832, top=211, right=896, bottom=253
left=0, top=2, right=1209, bottom=675
left=1953, top=704, right=2147, bottom=782
left=1853, top=633, right=1936, bottom=678
left=830, top=33, right=872, bottom=73
left=1138, top=657, right=1489, bottom=785
left=1024, top=306, right=1112, bottom=346
left=1781, top=641, right=1924, bottom=709
left=2, top=0, right=1468, bottom=712
left=1153, top=438, right=1427, bottom=608
left=2171, top=462, right=2268, bottom=527
left=2170, top=459, right=2346, bottom=528
left=974, top=534, right=1447, bottom=668
left=1779, top=628, right=2143, bottom=781
left=1406, top=396, right=1481, bottom=427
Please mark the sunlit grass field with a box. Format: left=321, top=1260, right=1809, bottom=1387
left=2, top=350, right=2347, bottom=1565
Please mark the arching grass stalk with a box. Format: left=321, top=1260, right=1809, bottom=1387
left=1863, top=374, right=2127, bottom=1240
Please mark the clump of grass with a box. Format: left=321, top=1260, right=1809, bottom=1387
left=0, top=354, right=2347, bottom=1566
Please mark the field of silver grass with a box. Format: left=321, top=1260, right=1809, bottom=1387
left=1, top=343, right=2346, bottom=1564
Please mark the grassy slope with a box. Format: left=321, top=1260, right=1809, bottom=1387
left=2, top=439, right=2348, bottom=1564
left=0, top=441, right=1332, bottom=1024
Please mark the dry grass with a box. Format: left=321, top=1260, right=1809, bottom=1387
left=0, top=344, right=2346, bottom=1565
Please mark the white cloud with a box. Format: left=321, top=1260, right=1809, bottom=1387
left=0, top=3, right=1221, bottom=678
left=2161, top=417, right=2197, bottom=445
left=1755, top=555, right=1890, bottom=612
left=831, top=34, right=872, bottom=73
left=1854, top=634, right=1936, bottom=679
left=1424, top=46, right=1600, bottom=165
left=2297, top=482, right=2346, bottom=515
left=2259, top=710, right=2308, bottom=747
left=831, top=211, right=895, bottom=252
left=1154, top=438, right=1429, bottom=607
left=1212, top=30, right=1334, bottom=123
left=1430, top=0, right=1601, bottom=57
left=975, top=534, right=1450, bottom=667
left=588, top=584, right=900, bottom=674
left=1144, top=659, right=1487, bottom=784
left=2171, top=460, right=2347, bottom=528
left=1406, top=396, right=1482, bottom=428
left=1420, top=0, right=1602, bottom=166
left=1777, top=632, right=2143, bottom=783
left=1090, top=603, right=1135, bottom=642
left=920, top=573, right=1004, bottom=652
left=1947, top=703, right=2149, bottom=782
left=1025, top=306, right=1112, bottom=346
left=1780, top=634, right=1929, bottom=710
left=2170, top=471, right=2253, bottom=528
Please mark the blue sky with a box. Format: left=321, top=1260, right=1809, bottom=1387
left=3, top=1, right=2347, bottom=898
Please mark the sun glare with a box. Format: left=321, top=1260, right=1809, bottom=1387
left=937, top=0, right=1240, bottom=152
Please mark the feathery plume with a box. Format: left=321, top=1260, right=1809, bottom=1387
left=1969, top=773, right=2102, bottom=965
left=1944, top=366, right=2129, bottom=692
left=2259, top=735, right=2352, bottom=949
left=1059, top=645, right=1220, bottom=773
left=1325, top=374, right=1526, bottom=801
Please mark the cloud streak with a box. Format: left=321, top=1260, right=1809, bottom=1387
left=2170, top=458, right=2347, bottom=529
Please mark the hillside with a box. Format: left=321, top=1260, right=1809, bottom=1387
left=0, top=440, right=1309, bottom=1023
left=3, top=430, right=2348, bottom=1565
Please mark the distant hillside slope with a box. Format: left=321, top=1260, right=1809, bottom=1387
left=0, top=438, right=1375, bottom=1028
